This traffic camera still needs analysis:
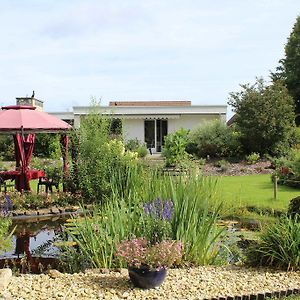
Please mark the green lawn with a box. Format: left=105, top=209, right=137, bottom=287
left=29, top=179, right=62, bottom=193
left=215, top=174, right=300, bottom=215
left=28, top=173, right=299, bottom=217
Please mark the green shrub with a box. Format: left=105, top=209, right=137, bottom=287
left=162, top=128, right=190, bottom=167
left=30, top=157, right=62, bottom=172
left=69, top=108, right=138, bottom=203
left=125, top=138, right=140, bottom=151
left=246, top=216, right=300, bottom=270
left=272, top=155, right=300, bottom=188
left=269, top=155, right=294, bottom=170
left=58, top=243, right=90, bottom=273
left=136, top=145, right=148, bottom=158
left=187, top=120, right=242, bottom=158
left=288, top=196, right=300, bottom=219
left=245, top=152, right=260, bottom=165
left=125, top=138, right=148, bottom=158
left=213, top=159, right=229, bottom=172
left=219, top=160, right=229, bottom=172
left=197, top=158, right=206, bottom=166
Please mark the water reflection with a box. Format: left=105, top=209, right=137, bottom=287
left=0, top=215, right=68, bottom=273
left=4, top=216, right=66, bottom=258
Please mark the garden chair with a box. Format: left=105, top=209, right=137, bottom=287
left=37, top=174, right=60, bottom=193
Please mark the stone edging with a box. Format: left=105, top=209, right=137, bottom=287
left=9, top=204, right=93, bottom=219
left=206, top=288, right=300, bottom=300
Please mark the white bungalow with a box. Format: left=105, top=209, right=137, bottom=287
left=50, top=101, right=227, bottom=154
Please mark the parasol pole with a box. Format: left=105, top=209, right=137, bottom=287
left=20, top=125, right=27, bottom=191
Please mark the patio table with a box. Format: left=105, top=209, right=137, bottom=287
left=0, top=169, right=45, bottom=191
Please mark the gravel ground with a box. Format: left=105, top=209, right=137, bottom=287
left=1, top=266, right=300, bottom=300
left=203, top=160, right=273, bottom=176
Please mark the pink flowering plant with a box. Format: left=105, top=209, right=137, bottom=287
left=116, top=237, right=183, bottom=270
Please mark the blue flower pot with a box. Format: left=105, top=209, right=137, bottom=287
left=128, top=266, right=167, bottom=289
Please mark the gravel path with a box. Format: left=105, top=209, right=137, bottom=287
left=1, top=266, right=300, bottom=300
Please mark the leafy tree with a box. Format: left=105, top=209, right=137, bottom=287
left=34, top=133, right=61, bottom=158
left=228, top=78, right=296, bottom=156
left=69, top=110, right=138, bottom=203
left=271, top=16, right=300, bottom=122
left=0, top=135, right=14, bottom=160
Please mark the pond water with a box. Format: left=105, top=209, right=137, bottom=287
left=0, top=215, right=69, bottom=273
left=2, top=217, right=66, bottom=258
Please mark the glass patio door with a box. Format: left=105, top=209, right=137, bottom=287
left=144, top=119, right=168, bottom=153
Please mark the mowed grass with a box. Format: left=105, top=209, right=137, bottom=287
left=29, top=179, right=63, bottom=193
left=29, top=173, right=299, bottom=217
left=215, top=174, right=300, bottom=215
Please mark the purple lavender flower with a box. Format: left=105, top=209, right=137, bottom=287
left=0, top=195, right=13, bottom=217
left=161, top=200, right=174, bottom=220
left=143, top=198, right=174, bottom=220
left=4, top=195, right=13, bottom=211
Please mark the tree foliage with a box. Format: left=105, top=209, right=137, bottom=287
left=271, top=15, right=300, bottom=119
left=34, top=133, right=61, bottom=158
left=0, top=135, right=14, bottom=160
left=228, top=78, right=296, bottom=156
left=69, top=109, right=138, bottom=203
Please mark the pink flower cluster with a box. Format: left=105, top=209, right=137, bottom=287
left=116, top=238, right=183, bottom=269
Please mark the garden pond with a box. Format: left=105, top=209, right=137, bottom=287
left=0, top=215, right=69, bottom=273
left=0, top=215, right=261, bottom=273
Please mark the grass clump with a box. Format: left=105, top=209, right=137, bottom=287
left=245, top=152, right=260, bottom=165
left=0, top=217, right=13, bottom=254
left=246, top=215, right=300, bottom=271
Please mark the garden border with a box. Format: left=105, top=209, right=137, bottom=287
left=205, top=287, right=299, bottom=300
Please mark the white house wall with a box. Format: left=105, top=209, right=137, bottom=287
left=49, top=105, right=227, bottom=151
left=168, top=114, right=220, bottom=133
left=122, top=119, right=144, bottom=143
left=121, top=114, right=224, bottom=147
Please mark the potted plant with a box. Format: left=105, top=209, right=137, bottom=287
left=116, top=237, right=183, bottom=289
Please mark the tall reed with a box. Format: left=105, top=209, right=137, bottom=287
left=168, top=176, right=224, bottom=265
left=64, top=165, right=224, bottom=269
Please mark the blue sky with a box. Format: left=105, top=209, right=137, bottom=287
left=0, top=1, right=299, bottom=115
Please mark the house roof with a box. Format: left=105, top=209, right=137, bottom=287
left=109, top=101, right=191, bottom=107
left=49, top=102, right=227, bottom=122
left=226, top=114, right=237, bottom=126
left=72, top=104, right=227, bottom=116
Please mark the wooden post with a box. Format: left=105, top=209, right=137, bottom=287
left=274, top=174, right=278, bottom=200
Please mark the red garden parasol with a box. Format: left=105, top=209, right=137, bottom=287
left=0, top=105, right=72, bottom=192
